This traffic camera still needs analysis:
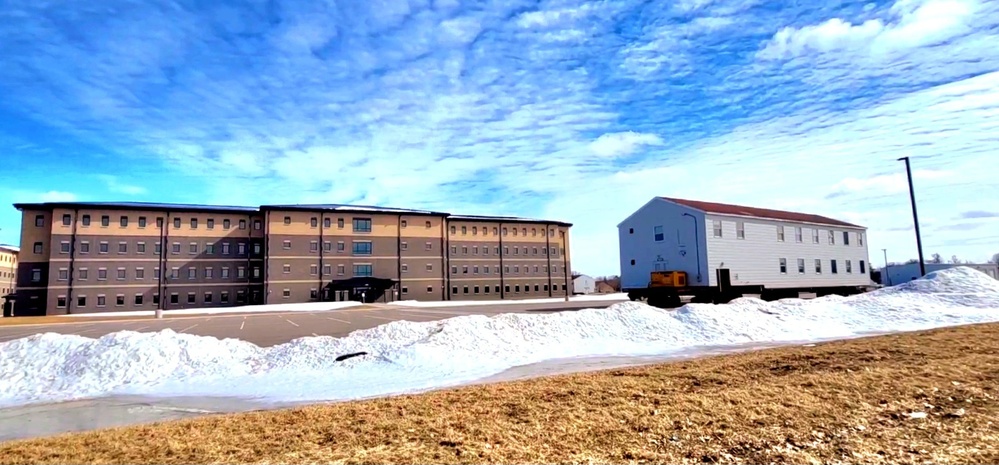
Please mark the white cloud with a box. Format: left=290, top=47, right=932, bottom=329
left=97, top=175, right=147, bottom=196
left=758, top=0, right=982, bottom=60
left=39, top=191, right=78, bottom=202
left=827, top=169, right=953, bottom=197
left=589, top=131, right=664, bottom=157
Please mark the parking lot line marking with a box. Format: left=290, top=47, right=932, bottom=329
left=239, top=321, right=245, bottom=330
left=285, top=319, right=299, bottom=327
left=365, top=314, right=406, bottom=322
left=178, top=324, right=198, bottom=333
left=133, top=326, right=149, bottom=331
left=325, top=317, right=350, bottom=324
left=312, top=332, right=319, bottom=337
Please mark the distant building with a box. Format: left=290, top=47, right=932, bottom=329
left=572, top=274, right=596, bottom=294
left=881, top=262, right=998, bottom=285
left=619, top=197, right=872, bottom=296
left=11, top=201, right=573, bottom=315
left=1, top=244, right=17, bottom=316
left=595, top=281, right=616, bottom=294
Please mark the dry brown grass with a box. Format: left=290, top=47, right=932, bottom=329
left=2, top=323, right=997, bottom=464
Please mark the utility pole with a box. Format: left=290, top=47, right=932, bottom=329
left=898, top=156, right=926, bottom=277
left=882, top=248, right=891, bottom=286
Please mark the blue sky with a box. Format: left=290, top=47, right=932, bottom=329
left=1, top=0, right=998, bottom=276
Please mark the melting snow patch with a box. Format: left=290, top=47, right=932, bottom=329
left=1, top=267, right=998, bottom=408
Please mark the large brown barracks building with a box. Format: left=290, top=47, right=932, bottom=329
left=10, top=202, right=573, bottom=315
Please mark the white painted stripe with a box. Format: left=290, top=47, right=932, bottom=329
left=178, top=324, right=198, bottom=333
left=285, top=319, right=299, bottom=327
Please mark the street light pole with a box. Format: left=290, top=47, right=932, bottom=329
left=882, top=248, right=891, bottom=286
left=898, top=156, right=926, bottom=277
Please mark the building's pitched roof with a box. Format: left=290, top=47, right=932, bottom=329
left=13, top=201, right=259, bottom=213
left=660, top=197, right=863, bottom=228
left=446, top=214, right=573, bottom=227
left=260, top=204, right=449, bottom=216
left=0, top=244, right=19, bottom=253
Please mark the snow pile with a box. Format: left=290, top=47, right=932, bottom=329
left=389, top=293, right=628, bottom=307
left=1, top=267, right=998, bottom=408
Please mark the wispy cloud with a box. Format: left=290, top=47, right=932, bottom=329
left=957, top=210, right=999, bottom=219
left=1, top=0, right=998, bottom=271
left=38, top=191, right=78, bottom=202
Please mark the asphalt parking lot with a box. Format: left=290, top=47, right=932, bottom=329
left=0, top=298, right=628, bottom=347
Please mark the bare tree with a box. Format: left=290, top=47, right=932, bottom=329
left=950, top=255, right=961, bottom=264
left=930, top=253, right=943, bottom=264
left=991, top=253, right=999, bottom=264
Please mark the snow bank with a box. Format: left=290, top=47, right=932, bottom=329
left=389, top=293, right=628, bottom=307
left=57, top=301, right=364, bottom=318
left=2, top=267, right=998, bottom=408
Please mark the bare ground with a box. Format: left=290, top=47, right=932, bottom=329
left=1, top=322, right=996, bottom=464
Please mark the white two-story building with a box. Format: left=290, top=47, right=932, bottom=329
left=618, top=197, right=872, bottom=297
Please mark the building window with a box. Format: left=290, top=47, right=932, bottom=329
left=58, top=268, right=69, bottom=280
left=798, top=258, right=805, bottom=274
left=843, top=231, right=850, bottom=245
left=135, top=294, right=144, bottom=305
left=79, top=268, right=88, bottom=280
left=224, top=219, right=231, bottom=229
left=401, top=264, right=409, bottom=273
left=310, top=288, right=319, bottom=299
left=337, top=264, right=345, bottom=275
left=462, top=265, right=469, bottom=274
left=222, top=243, right=230, bottom=254
left=207, top=218, right=215, bottom=229
left=221, top=267, right=230, bottom=278
left=813, top=229, right=820, bottom=244
left=310, top=241, right=319, bottom=252
left=120, top=216, right=128, bottom=227
left=283, top=289, right=291, bottom=298
left=653, top=225, right=664, bottom=242
left=828, top=230, right=835, bottom=244
left=221, top=292, right=229, bottom=303
left=62, top=214, right=71, bottom=226
left=60, top=241, right=70, bottom=254
left=170, top=293, right=179, bottom=304
left=188, top=293, right=197, bottom=304
left=189, top=243, right=198, bottom=254
left=324, top=217, right=331, bottom=228
left=427, top=286, right=434, bottom=293
left=204, top=292, right=213, bottom=303
left=401, top=220, right=408, bottom=228
left=352, top=241, right=372, bottom=255
left=98, top=268, right=108, bottom=280
left=831, top=259, right=838, bottom=274
left=174, top=217, right=181, bottom=228
left=426, top=263, right=433, bottom=271
left=353, top=264, right=373, bottom=277
left=846, top=260, right=853, bottom=273
left=353, top=218, right=372, bottom=233
left=119, top=242, right=128, bottom=254
left=337, top=241, right=345, bottom=252
left=237, top=266, right=246, bottom=278
left=858, top=233, right=864, bottom=246
left=712, top=220, right=722, bottom=237
left=153, top=293, right=160, bottom=305
left=240, top=219, right=249, bottom=230
left=80, top=241, right=90, bottom=253
left=34, top=214, right=45, bottom=227
left=117, top=295, right=126, bottom=306
left=777, top=225, right=785, bottom=242
left=815, top=259, right=822, bottom=274
left=311, top=217, right=318, bottom=228
left=137, top=242, right=146, bottom=254
left=136, top=268, right=145, bottom=279
left=82, top=214, right=91, bottom=226
left=401, top=242, right=408, bottom=251
left=283, top=264, right=291, bottom=274
left=736, top=222, right=745, bottom=239
left=337, top=218, right=345, bottom=229
left=323, top=241, right=332, bottom=252
left=33, top=242, right=42, bottom=254
left=204, top=267, right=213, bottom=279
left=310, top=264, right=318, bottom=275
left=78, top=296, right=86, bottom=307
left=284, top=216, right=291, bottom=225
left=860, top=260, right=866, bottom=274
left=116, top=268, right=126, bottom=280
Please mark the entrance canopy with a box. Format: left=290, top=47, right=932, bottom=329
left=326, top=276, right=396, bottom=291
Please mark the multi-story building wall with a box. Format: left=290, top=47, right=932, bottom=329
left=12, top=201, right=573, bottom=315
left=445, top=216, right=572, bottom=300
left=12, top=202, right=265, bottom=316
left=0, top=244, right=18, bottom=304
left=259, top=204, right=450, bottom=304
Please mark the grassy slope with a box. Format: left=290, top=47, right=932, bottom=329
left=1, top=323, right=997, bottom=464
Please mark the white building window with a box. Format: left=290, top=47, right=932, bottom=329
left=712, top=220, right=722, bottom=237
left=777, top=225, right=785, bottom=242
left=797, top=258, right=805, bottom=274
left=813, top=229, right=820, bottom=244
left=779, top=258, right=787, bottom=274
left=653, top=225, right=664, bottom=242
left=815, top=259, right=822, bottom=274
left=842, top=231, right=850, bottom=245
left=795, top=227, right=803, bottom=243
left=846, top=260, right=853, bottom=273
left=736, top=222, right=745, bottom=239
left=828, top=230, right=835, bottom=245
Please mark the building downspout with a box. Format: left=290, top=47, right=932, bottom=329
left=162, top=212, right=171, bottom=313
left=498, top=222, right=505, bottom=300
left=442, top=217, right=450, bottom=301
left=263, top=210, right=270, bottom=304
left=545, top=225, right=552, bottom=297
left=247, top=213, right=254, bottom=304
left=396, top=214, right=402, bottom=302
left=318, top=211, right=325, bottom=301
left=66, top=208, right=79, bottom=315
left=156, top=214, right=166, bottom=318
left=561, top=228, right=569, bottom=301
